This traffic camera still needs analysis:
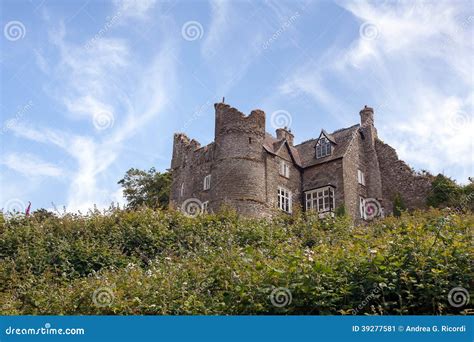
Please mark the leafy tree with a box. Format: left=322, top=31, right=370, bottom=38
left=427, top=174, right=461, bottom=208
left=118, top=168, right=171, bottom=209
left=458, top=178, right=474, bottom=212
left=393, top=193, right=406, bottom=217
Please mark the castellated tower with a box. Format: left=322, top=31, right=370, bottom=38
left=170, top=102, right=270, bottom=216
left=212, top=103, right=268, bottom=216
left=170, top=101, right=432, bottom=221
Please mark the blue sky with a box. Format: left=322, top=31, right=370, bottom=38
left=1, top=0, right=472, bottom=213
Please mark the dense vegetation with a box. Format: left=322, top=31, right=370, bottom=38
left=118, top=168, right=171, bottom=210
left=0, top=208, right=472, bottom=315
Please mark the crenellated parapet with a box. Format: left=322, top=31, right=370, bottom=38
left=171, top=133, right=215, bottom=170
left=214, top=102, right=265, bottom=139
left=169, top=101, right=432, bottom=221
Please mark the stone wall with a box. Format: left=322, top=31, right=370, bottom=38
left=169, top=134, right=214, bottom=210
left=342, top=131, right=366, bottom=219
left=375, top=139, right=432, bottom=214
left=265, top=144, right=303, bottom=214
left=301, top=158, right=345, bottom=211
left=170, top=102, right=434, bottom=221
left=211, top=103, right=268, bottom=216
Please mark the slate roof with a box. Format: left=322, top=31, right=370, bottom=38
left=320, top=129, right=336, bottom=144
left=263, top=133, right=302, bottom=167
left=294, top=124, right=360, bottom=167
left=263, top=124, right=360, bottom=168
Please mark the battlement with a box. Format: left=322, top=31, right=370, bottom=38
left=170, top=102, right=431, bottom=221
left=172, top=133, right=214, bottom=169
left=214, top=102, right=265, bottom=138
left=174, top=132, right=201, bottom=149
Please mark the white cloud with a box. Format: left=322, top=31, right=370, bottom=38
left=278, top=0, right=473, bottom=182
left=1, top=153, right=63, bottom=178
left=113, top=0, right=157, bottom=20
left=9, top=6, right=178, bottom=212
left=201, top=0, right=231, bottom=59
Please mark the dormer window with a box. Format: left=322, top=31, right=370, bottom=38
left=316, top=137, right=332, bottom=159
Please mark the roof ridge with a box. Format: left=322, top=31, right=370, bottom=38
left=331, top=123, right=360, bottom=134
left=295, top=124, right=360, bottom=146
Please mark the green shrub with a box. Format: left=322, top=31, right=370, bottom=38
left=393, top=193, right=406, bottom=217
left=0, top=208, right=472, bottom=315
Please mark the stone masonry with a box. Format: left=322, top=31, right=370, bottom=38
left=170, top=102, right=432, bottom=221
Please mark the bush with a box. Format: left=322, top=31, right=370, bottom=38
left=426, top=174, right=474, bottom=211
left=393, top=193, right=406, bottom=217
left=0, top=208, right=472, bottom=315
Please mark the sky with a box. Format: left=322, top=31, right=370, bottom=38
left=0, top=0, right=473, bottom=213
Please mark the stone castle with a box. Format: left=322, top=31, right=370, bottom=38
left=170, top=102, right=432, bottom=220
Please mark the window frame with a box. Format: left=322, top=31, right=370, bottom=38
left=316, top=137, right=332, bottom=159
left=203, top=174, right=211, bottom=191
left=359, top=196, right=366, bottom=219
left=277, top=186, right=292, bottom=213
left=305, top=186, right=335, bottom=213
left=279, top=160, right=290, bottom=178
left=357, top=169, right=365, bottom=186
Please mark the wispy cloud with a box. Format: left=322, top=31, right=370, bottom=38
left=113, top=0, right=157, bottom=21
left=10, top=4, right=178, bottom=211
left=1, top=153, right=63, bottom=178
left=279, top=0, right=473, bottom=182
left=200, top=0, right=270, bottom=95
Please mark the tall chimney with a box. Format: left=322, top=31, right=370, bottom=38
left=276, top=127, right=294, bottom=146
left=360, top=105, right=374, bottom=127
left=359, top=105, right=378, bottom=144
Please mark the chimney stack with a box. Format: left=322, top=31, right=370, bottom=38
left=360, top=105, right=374, bottom=127
left=276, top=127, right=294, bottom=146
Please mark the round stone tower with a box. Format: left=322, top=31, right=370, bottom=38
left=210, top=102, right=268, bottom=216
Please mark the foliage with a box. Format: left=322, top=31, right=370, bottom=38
left=392, top=193, right=406, bottom=218
left=0, top=208, right=472, bottom=315
left=426, top=174, right=474, bottom=212
left=118, top=168, right=171, bottom=210
left=334, top=205, right=346, bottom=217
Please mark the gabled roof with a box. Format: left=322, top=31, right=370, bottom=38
left=317, top=129, right=336, bottom=144
left=263, top=124, right=360, bottom=169
left=294, top=124, right=360, bottom=167
left=263, top=133, right=302, bottom=167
